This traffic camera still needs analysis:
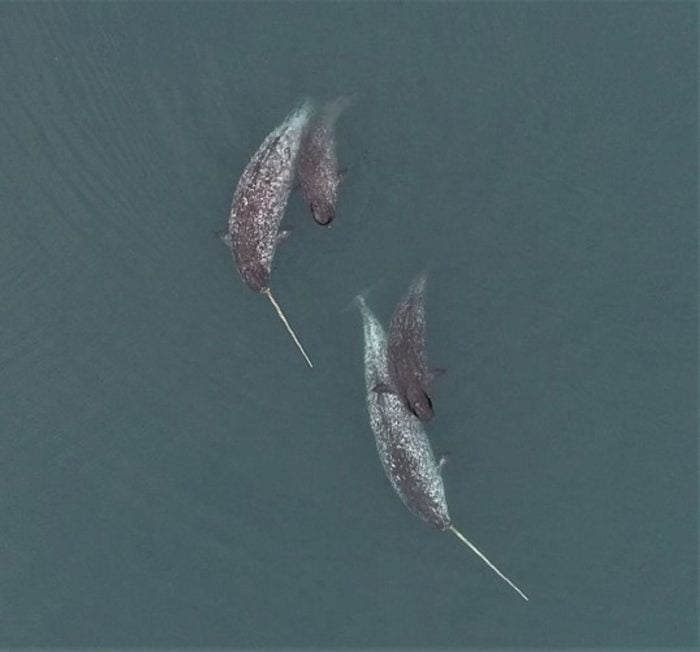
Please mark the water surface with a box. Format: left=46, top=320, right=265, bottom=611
left=0, top=2, right=696, bottom=647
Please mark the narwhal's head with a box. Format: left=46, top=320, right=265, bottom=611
left=237, top=258, right=270, bottom=294
left=310, top=200, right=335, bottom=226
left=406, top=385, right=434, bottom=422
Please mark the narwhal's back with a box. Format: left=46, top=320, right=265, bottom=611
left=388, top=273, right=430, bottom=394
left=229, top=100, right=314, bottom=292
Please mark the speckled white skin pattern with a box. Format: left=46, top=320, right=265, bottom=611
left=357, top=296, right=450, bottom=530
left=297, top=96, right=351, bottom=226
left=387, top=273, right=434, bottom=421
left=229, top=100, right=314, bottom=293
left=359, top=301, right=530, bottom=602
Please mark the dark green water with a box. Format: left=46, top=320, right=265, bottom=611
left=0, top=1, right=696, bottom=647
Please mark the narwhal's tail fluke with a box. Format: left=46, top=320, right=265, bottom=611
left=449, top=525, right=529, bottom=602
left=264, top=290, right=313, bottom=368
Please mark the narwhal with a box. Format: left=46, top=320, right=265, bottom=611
left=356, top=295, right=529, bottom=601
left=296, top=96, right=353, bottom=226
left=223, top=100, right=315, bottom=368
left=374, top=273, right=443, bottom=421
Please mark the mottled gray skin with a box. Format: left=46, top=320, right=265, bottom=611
left=387, top=273, right=435, bottom=421
left=228, top=101, right=314, bottom=292
left=297, top=96, right=351, bottom=226
left=357, top=296, right=450, bottom=531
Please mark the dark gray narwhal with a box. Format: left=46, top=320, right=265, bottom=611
left=224, top=100, right=314, bottom=368
left=375, top=273, right=443, bottom=421
left=357, top=295, right=528, bottom=601
left=297, top=95, right=353, bottom=226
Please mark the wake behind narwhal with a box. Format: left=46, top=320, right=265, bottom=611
left=223, top=100, right=315, bottom=367
left=356, top=294, right=529, bottom=601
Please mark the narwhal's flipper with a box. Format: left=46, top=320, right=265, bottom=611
left=372, top=382, right=396, bottom=395
left=277, top=228, right=293, bottom=245
left=428, top=367, right=447, bottom=385
left=217, top=229, right=232, bottom=248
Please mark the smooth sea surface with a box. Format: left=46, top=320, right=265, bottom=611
left=0, top=1, right=697, bottom=647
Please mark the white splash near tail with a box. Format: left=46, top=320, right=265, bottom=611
left=449, top=525, right=529, bottom=601
left=264, top=290, right=313, bottom=368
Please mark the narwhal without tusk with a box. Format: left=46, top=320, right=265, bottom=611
left=356, top=294, right=529, bottom=601
left=374, top=272, right=445, bottom=422
left=297, top=95, right=354, bottom=226
left=223, top=100, right=315, bottom=368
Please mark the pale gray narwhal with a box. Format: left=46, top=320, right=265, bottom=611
left=356, top=295, right=529, bottom=601
left=297, top=95, right=353, bottom=226
left=374, top=273, right=444, bottom=421
left=223, top=100, right=315, bottom=368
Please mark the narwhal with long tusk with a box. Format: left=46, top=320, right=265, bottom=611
left=223, top=100, right=315, bottom=367
left=356, top=294, right=529, bottom=601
